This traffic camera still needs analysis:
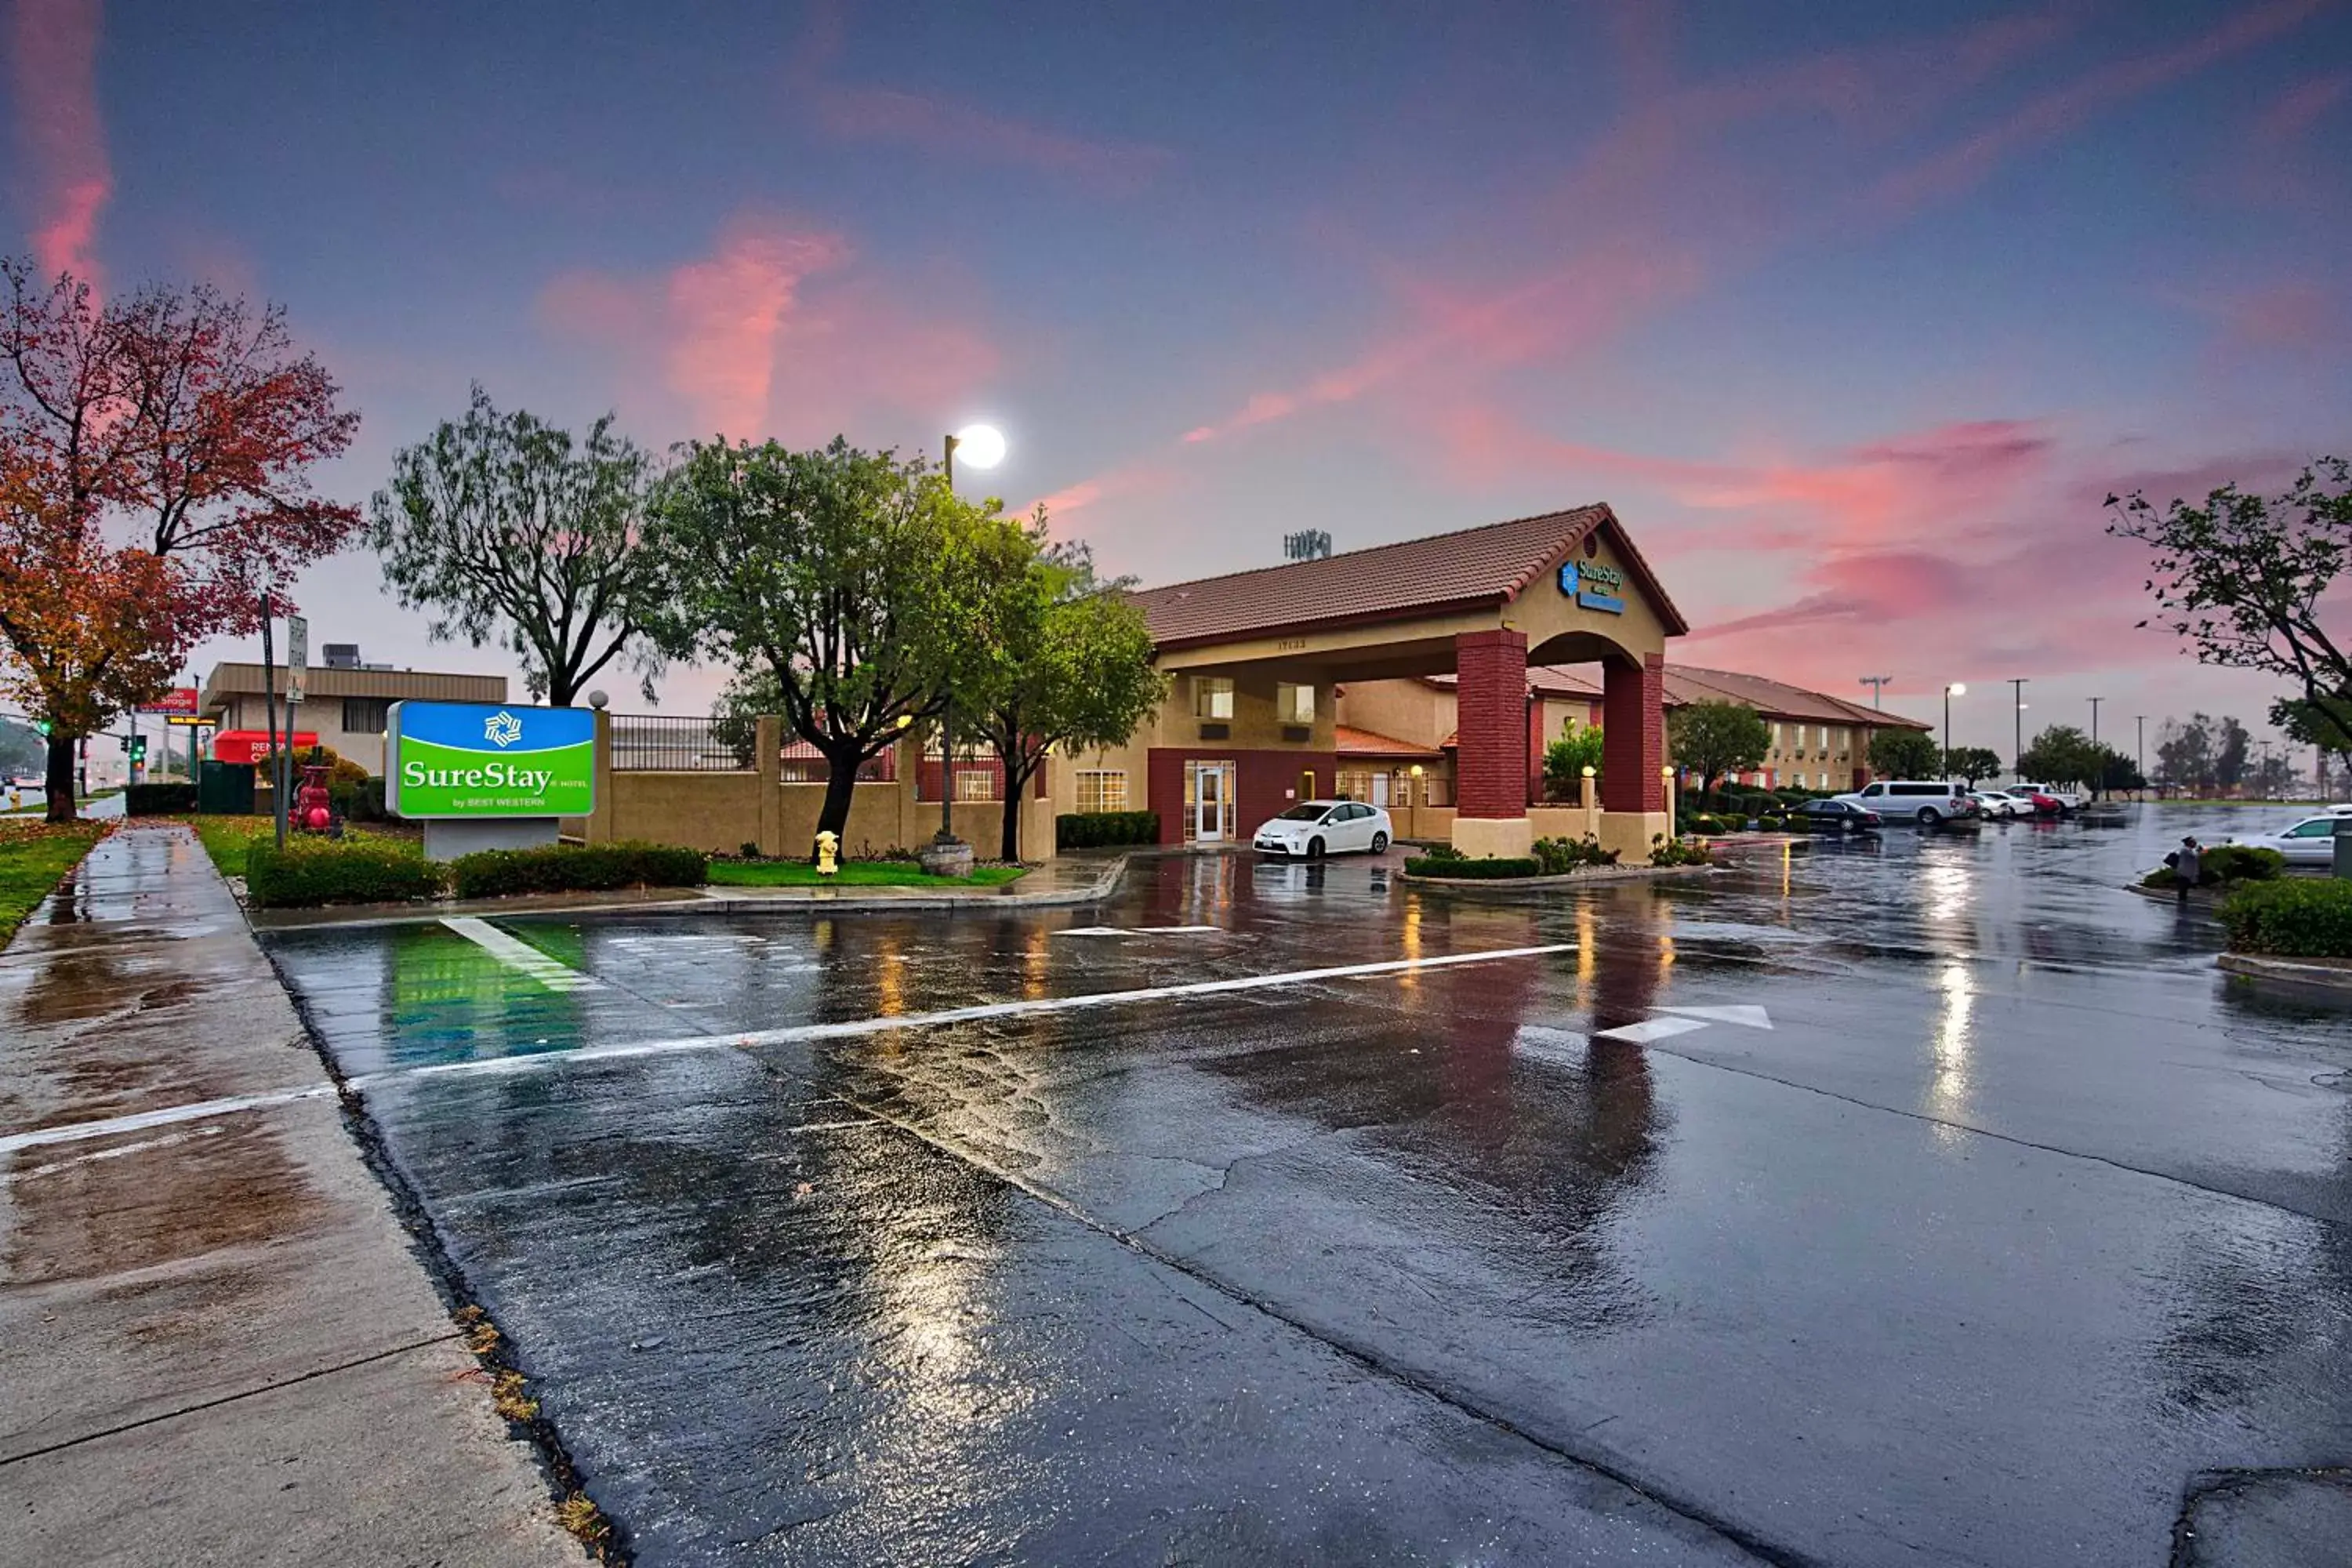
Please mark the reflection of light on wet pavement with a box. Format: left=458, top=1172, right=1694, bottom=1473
left=1927, top=961, right=1975, bottom=1126
left=1922, top=858, right=1971, bottom=924
left=1576, top=902, right=1596, bottom=986
left=1023, top=927, right=1050, bottom=1000
left=1399, top=898, right=1421, bottom=989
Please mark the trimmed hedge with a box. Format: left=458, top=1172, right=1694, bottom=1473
left=448, top=840, right=707, bottom=900
left=2139, top=844, right=2286, bottom=889
left=125, top=782, right=199, bottom=815
left=1403, top=855, right=1542, bottom=879
left=245, top=837, right=448, bottom=908
left=2220, top=878, right=2352, bottom=957
left=1056, top=811, right=1160, bottom=849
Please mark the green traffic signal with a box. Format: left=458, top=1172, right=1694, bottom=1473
left=34, top=719, right=50, bottom=736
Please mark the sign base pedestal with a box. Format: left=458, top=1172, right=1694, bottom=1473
left=423, top=817, right=558, bottom=863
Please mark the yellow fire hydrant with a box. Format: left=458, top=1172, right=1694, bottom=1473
left=814, top=830, right=840, bottom=877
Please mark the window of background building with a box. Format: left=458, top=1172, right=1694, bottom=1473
left=343, top=697, right=390, bottom=733
left=1194, top=677, right=1234, bottom=720
left=1276, top=682, right=1315, bottom=725
left=1074, top=769, right=1127, bottom=813
left=1770, top=721, right=1783, bottom=750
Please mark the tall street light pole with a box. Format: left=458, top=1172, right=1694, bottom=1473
left=936, top=423, right=1005, bottom=848
left=1859, top=675, right=1891, bottom=710
left=2088, top=695, right=2103, bottom=748
left=2008, top=678, right=2027, bottom=778
left=1944, top=683, right=1965, bottom=775
left=2136, top=714, right=2146, bottom=796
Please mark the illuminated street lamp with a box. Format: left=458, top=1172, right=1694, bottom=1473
left=933, top=425, right=1008, bottom=858
left=1944, top=683, right=1965, bottom=775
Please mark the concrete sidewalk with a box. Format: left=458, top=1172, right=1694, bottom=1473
left=0, top=823, right=584, bottom=1566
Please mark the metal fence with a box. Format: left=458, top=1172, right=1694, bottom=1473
left=610, top=714, right=753, bottom=771
left=779, top=738, right=897, bottom=785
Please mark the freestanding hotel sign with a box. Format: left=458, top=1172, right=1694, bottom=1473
left=385, top=701, right=596, bottom=858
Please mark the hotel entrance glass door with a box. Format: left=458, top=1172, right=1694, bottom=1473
left=1189, top=761, right=1235, bottom=841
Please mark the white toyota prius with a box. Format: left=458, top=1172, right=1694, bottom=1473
left=1252, top=799, right=1393, bottom=858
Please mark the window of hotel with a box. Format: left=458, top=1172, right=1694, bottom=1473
left=1194, top=677, right=1234, bottom=720
left=343, top=697, right=390, bottom=733
left=1074, top=769, right=1127, bottom=814
left=1276, top=682, right=1315, bottom=725
left=1769, top=721, right=1783, bottom=750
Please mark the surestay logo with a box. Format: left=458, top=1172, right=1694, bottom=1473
left=484, top=710, right=524, bottom=747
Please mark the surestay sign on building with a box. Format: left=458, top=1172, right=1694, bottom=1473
left=385, top=702, right=595, bottom=819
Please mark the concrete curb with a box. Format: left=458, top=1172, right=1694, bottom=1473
left=2216, top=953, right=2352, bottom=993
left=244, top=855, right=1129, bottom=931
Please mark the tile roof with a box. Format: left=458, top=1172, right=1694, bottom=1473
left=1335, top=724, right=1443, bottom=757
left=1133, top=504, right=1686, bottom=648
left=1428, top=663, right=1931, bottom=729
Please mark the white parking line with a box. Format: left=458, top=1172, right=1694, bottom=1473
left=1594, top=1016, right=1711, bottom=1044
left=352, top=942, right=1577, bottom=1087
left=441, top=916, right=599, bottom=991
left=5, top=944, right=1573, bottom=1152
left=0, top=1085, right=336, bottom=1157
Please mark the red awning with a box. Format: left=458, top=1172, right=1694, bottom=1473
left=210, top=730, right=318, bottom=764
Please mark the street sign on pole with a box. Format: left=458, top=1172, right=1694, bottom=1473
left=286, top=615, right=309, bottom=706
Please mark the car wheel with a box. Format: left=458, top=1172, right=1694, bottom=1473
left=1918, top=806, right=1942, bottom=826
left=1370, top=831, right=1389, bottom=854
left=1308, top=836, right=1326, bottom=861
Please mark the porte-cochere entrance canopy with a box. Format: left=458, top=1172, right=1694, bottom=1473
left=1123, top=504, right=1688, bottom=858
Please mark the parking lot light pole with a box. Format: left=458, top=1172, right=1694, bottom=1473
left=1944, top=684, right=1965, bottom=776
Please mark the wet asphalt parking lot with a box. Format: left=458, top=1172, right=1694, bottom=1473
left=263, top=807, right=2352, bottom=1566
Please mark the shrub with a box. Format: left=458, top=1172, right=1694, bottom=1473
left=1416, top=842, right=1466, bottom=862
left=1531, top=835, right=1619, bottom=873
left=126, top=782, right=199, bottom=815
left=1056, top=811, right=1160, bottom=849
left=1403, top=854, right=1542, bottom=879
left=335, top=775, right=389, bottom=823
left=2140, top=844, right=2287, bottom=889
left=1650, top=833, right=1712, bottom=868
left=2220, top=879, right=2352, bottom=957
left=448, top=840, right=708, bottom=899
left=245, top=837, right=448, bottom=907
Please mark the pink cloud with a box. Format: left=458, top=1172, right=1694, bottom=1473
left=1870, top=0, right=2333, bottom=215
left=539, top=212, right=997, bottom=443
left=8, top=0, right=111, bottom=289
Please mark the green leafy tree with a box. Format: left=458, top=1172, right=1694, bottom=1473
left=1867, top=728, right=1939, bottom=779
left=2215, top=714, right=2251, bottom=791
left=2107, top=459, right=2350, bottom=737
left=2154, top=715, right=2217, bottom=794
left=964, top=531, right=1167, bottom=860
left=1944, top=746, right=2002, bottom=786
left=642, top=437, right=984, bottom=844
left=2274, top=695, right=2352, bottom=800
left=1543, top=724, right=1604, bottom=800
left=368, top=387, right=666, bottom=705
left=1667, top=700, right=1769, bottom=798
left=2016, top=724, right=2104, bottom=789
left=2094, top=749, right=2145, bottom=796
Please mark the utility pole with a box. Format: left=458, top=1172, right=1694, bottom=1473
left=2009, top=678, right=2027, bottom=777
left=2088, top=696, right=2103, bottom=748
left=1858, top=675, right=1892, bottom=710
left=2136, top=715, right=2146, bottom=798
left=261, top=589, right=285, bottom=850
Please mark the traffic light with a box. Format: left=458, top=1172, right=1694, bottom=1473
left=33, top=718, right=49, bottom=736
left=129, top=735, right=148, bottom=763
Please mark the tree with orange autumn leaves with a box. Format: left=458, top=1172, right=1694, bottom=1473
left=0, top=261, right=358, bottom=819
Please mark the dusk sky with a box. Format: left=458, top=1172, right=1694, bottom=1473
left=9, top=0, right=2350, bottom=760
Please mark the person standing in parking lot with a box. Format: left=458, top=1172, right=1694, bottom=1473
left=2172, top=837, right=2202, bottom=906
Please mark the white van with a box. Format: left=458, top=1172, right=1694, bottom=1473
left=1835, top=779, right=1974, bottom=826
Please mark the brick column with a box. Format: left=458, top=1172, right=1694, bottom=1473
left=1602, top=652, right=1665, bottom=813
left=1526, top=695, right=1548, bottom=805
left=1455, top=629, right=1530, bottom=819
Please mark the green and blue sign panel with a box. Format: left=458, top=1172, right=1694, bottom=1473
left=385, top=702, right=595, bottom=819
left=1559, top=560, right=1626, bottom=614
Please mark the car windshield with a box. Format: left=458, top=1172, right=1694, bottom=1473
left=1276, top=804, right=1329, bottom=822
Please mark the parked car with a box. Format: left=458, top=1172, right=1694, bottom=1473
left=2013, top=781, right=2083, bottom=811
left=1835, top=779, right=1974, bottom=826
left=1797, top=798, right=1882, bottom=834
left=1252, top=799, right=1392, bottom=858
left=2227, top=815, right=2346, bottom=867
left=1966, top=789, right=2023, bottom=818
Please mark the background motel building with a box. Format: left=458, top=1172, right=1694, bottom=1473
left=198, top=645, right=506, bottom=771
left=1054, top=505, right=1934, bottom=858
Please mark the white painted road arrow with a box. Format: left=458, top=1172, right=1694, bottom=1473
left=1657, top=1004, right=1774, bottom=1030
